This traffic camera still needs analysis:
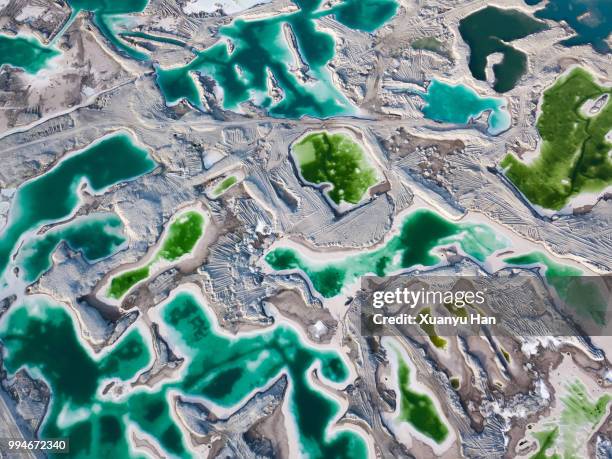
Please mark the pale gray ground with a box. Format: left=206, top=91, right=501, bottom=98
left=0, top=0, right=611, bottom=458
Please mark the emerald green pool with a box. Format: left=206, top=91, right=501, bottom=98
left=0, top=131, right=156, bottom=282
left=291, top=131, right=378, bottom=206
left=395, top=350, right=449, bottom=443
left=265, top=208, right=507, bottom=298
left=0, top=289, right=368, bottom=458
left=266, top=208, right=607, bottom=327
left=107, top=210, right=205, bottom=299
left=459, top=6, right=548, bottom=92
left=0, top=34, right=60, bottom=74
left=156, top=0, right=398, bottom=117
left=16, top=213, right=126, bottom=284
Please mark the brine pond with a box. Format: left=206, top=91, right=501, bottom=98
left=265, top=207, right=607, bottom=327
left=1, top=0, right=399, bottom=118
left=0, top=289, right=369, bottom=459
left=265, top=208, right=508, bottom=298
left=16, top=213, right=127, bottom=284
left=105, top=208, right=206, bottom=300
left=0, top=34, right=60, bottom=74
left=411, top=80, right=511, bottom=135
left=459, top=6, right=548, bottom=93
left=0, top=131, right=156, bottom=284
left=156, top=0, right=398, bottom=117
left=291, top=131, right=379, bottom=207
left=526, top=0, right=611, bottom=54
left=384, top=340, right=451, bottom=448
left=0, top=0, right=151, bottom=75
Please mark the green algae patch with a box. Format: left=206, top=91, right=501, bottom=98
left=0, top=131, right=155, bottom=281
left=291, top=131, right=378, bottom=206
left=0, top=34, right=60, bottom=74
left=561, top=381, right=610, bottom=426
left=558, top=381, right=611, bottom=457
left=158, top=211, right=205, bottom=261
left=501, top=67, right=612, bottom=211
left=530, top=428, right=560, bottom=459
left=504, top=252, right=581, bottom=277
left=395, top=350, right=449, bottom=443
left=213, top=176, right=238, bottom=197
left=504, top=251, right=608, bottom=325
left=459, top=6, right=548, bottom=93
left=108, top=266, right=151, bottom=299
left=265, top=208, right=507, bottom=298
left=418, top=307, right=447, bottom=349
left=0, top=289, right=368, bottom=458
left=106, top=209, right=205, bottom=300
left=17, top=213, right=126, bottom=284
left=529, top=380, right=611, bottom=459
left=443, top=301, right=469, bottom=318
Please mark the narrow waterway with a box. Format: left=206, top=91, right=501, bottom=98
left=16, top=213, right=126, bottom=284
left=0, top=131, right=155, bottom=281
left=0, top=34, right=60, bottom=73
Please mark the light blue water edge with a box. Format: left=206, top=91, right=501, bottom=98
left=409, top=79, right=512, bottom=135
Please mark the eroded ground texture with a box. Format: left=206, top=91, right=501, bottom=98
left=0, top=0, right=611, bottom=458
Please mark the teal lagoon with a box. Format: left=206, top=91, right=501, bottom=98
left=0, top=34, right=60, bottom=74
left=459, top=6, right=548, bottom=93
left=412, top=79, right=511, bottom=135
left=526, top=0, right=611, bottom=54
left=0, top=0, right=152, bottom=74
left=15, top=213, right=127, bottom=284
left=156, top=0, right=398, bottom=118
left=0, top=131, right=155, bottom=281
left=0, top=288, right=368, bottom=458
